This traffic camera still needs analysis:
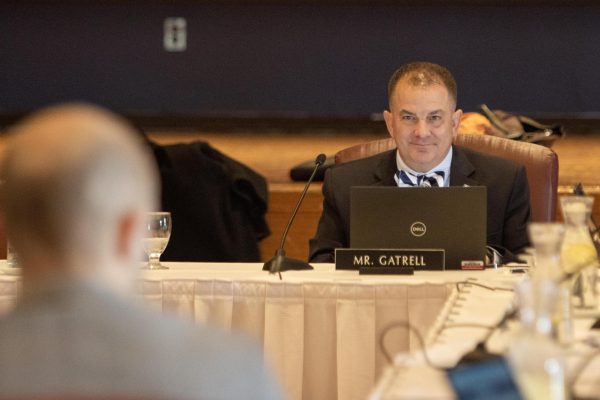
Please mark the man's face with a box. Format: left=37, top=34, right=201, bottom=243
left=383, top=78, right=462, bottom=173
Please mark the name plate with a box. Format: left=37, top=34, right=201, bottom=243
left=335, top=248, right=445, bottom=273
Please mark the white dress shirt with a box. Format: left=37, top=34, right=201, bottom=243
left=394, top=147, right=453, bottom=188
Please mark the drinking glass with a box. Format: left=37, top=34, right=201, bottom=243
left=528, top=223, right=572, bottom=343
left=560, top=196, right=598, bottom=309
left=527, top=223, right=564, bottom=281
left=143, top=212, right=172, bottom=270
left=508, top=278, right=567, bottom=400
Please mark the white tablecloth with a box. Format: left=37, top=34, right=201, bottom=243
left=369, top=282, right=518, bottom=400
left=0, top=262, right=517, bottom=400
left=369, top=274, right=600, bottom=400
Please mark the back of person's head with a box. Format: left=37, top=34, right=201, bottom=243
left=0, top=103, right=159, bottom=290
left=387, top=61, right=458, bottom=108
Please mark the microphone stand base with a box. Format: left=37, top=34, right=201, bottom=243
left=262, top=251, right=313, bottom=273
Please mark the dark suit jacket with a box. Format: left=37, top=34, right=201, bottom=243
left=152, top=141, right=270, bottom=262
left=309, top=145, right=531, bottom=263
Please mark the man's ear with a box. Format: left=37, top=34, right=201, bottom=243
left=451, top=109, right=463, bottom=139
left=383, top=110, right=394, bottom=139
left=116, top=211, right=137, bottom=260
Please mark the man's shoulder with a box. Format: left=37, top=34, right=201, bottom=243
left=124, top=309, right=282, bottom=399
left=454, top=144, right=523, bottom=171
left=0, top=284, right=251, bottom=349
left=0, top=287, right=282, bottom=399
left=333, top=149, right=394, bottom=169
left=327, top=149, right=394, bottom=180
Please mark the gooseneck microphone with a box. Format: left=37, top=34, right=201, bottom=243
left=263, top=153, right=326, bottom=275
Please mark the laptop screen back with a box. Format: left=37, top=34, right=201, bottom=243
left=350, top=186, right=487, bottom=270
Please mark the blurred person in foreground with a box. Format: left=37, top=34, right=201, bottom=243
left=0, top=103, right=284, bottom=399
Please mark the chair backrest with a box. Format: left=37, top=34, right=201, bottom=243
left=334, top=134, right=559, bottom=222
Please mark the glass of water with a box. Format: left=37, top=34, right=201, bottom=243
left=143, top=212, right=172, bottom=270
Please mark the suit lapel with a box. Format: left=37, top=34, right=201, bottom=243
left=450, top=145, right=479, bottom=187
left=373, top=150, right=398, bottom=186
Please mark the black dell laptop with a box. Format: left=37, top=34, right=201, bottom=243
left=349, top=186, right=487, bottom=270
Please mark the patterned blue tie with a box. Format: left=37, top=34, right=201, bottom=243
left=397, top=170, right=445, bottom=187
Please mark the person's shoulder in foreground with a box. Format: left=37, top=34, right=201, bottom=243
left=309, top=61, right=530, bottom=263
left=0, top=278, right=282, bottom=399
left=0, top=103, right=285, bottom=400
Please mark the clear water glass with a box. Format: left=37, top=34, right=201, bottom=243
left=527, top=223, right=564, bottom=281
left=527, top=223, right=572, bottom=343
left=560, top=196, right=598, bottom=309
left=508, top=279, right=567, bottom=400
left=143, top=212, right=172, bottom=270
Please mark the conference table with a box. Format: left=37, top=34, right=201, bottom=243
left=369, top=276, right=600, bottom=400
left=0, top=262, right=521, bottom=400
